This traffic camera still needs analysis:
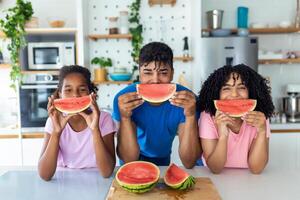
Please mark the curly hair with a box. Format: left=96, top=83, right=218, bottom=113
left=197, top=64, right=274, bottom=118
left=53, top=65, right=98, bottom=98
left=139, top=42, right=173, bottom=70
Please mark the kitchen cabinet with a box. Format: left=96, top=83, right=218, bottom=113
left=0, top=139, right=22, bottom=166
left=22, top=138, right=43, bottom=166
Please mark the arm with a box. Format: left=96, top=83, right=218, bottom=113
left=116, top=92, right=143, bottom=162
left=170, top=90, right=201, bottom=168
left=38, top=95, right=73, bottom=181
left=177, top=116, right=201, bottom=168
left=245, top=111, right=269, bottom=174
left=92, top=130, right=116, bottom=178
left=201, top=111, right=234, bottom=174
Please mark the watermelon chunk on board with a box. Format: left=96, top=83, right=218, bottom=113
left=164, top=163, right=195, bottom=190
left=214, top=99, right=257, bottom=117
left=53, top=95, right=92, bottom=114
left=136, top=83, right=176, bottom=103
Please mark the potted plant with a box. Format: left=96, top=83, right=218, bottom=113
left=91, top=57, right=112, bottom=82
left=0, top=0, right=33, bottom=89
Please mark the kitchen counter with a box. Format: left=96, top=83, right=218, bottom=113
left=0, top=165, right=300, bottom=200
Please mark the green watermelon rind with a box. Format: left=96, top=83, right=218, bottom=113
left=116, top=161, right=160, bottom=193
left=136, top=84, right=176, bottom=103
left=54, top=95, right=92, bottom=114
left=214, top=99, right=257, bottom=117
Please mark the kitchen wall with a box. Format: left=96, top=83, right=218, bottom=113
left=202, top=0, right=300, bottom=112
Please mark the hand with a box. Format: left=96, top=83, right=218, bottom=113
left=169, top=91, right=196, bottom=117
left=242, top=111, right=266, bottom=134
left=118, top=92, right=144, bottom=119
left=214, top=111, right=235, bottom=138
left=78, top=93, right=100, bottom=131
left=47, top=95, right=74, bottom=137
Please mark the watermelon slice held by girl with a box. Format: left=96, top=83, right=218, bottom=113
left=197, top=64, right=274, bottom=174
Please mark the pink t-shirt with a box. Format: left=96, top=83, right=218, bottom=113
left=45, top=111, right=117, bottom=169
left=199, top=111, right=270, bottom=168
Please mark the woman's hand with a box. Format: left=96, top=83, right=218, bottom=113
left=79, top=93, right=101, bottom=131
left=47, top=95, right=73, bottom=137
left=169, top=91, right=196, bottom=117
left=214, top=111, right=235, bottom=138
left=243, top=111, right=266, bottom=134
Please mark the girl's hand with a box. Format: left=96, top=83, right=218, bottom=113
left=243, top=111, right=266, bottom=134
left=169, top=91, right=196, bottom=117
left=47, top=95, right=74, bottom=137
left=79, top=93, right=100, bottom=131
left=214, top=111, right=235, bottom=138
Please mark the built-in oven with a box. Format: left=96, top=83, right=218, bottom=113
left=20, top=74, right=58, bottom=130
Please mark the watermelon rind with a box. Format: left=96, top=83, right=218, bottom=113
left=214, top=99, right=257, bottom=117
left=164, top=163, right=195, bottom=190
left=136, top=84, right=176, bottom=103
left=54, top=95, right=92, bottom=114
left=116, top=161, right=160, bottom=193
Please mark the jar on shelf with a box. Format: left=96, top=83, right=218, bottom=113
left=119, top=11, right=129, bottom=34
left=108, top=17, right=119, bottom=34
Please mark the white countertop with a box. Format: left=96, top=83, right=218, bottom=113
left=1, top=165, right=300, bottom=200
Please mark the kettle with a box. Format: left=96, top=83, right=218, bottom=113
left=282, top=93, right=300, bottom=122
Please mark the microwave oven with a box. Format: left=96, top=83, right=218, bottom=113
left=28, top=42, right=75, bottom=70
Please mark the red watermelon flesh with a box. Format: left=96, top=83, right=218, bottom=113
left=214, top=99, right=257, bottom=117
left=136, top=83, right=176, bottom=103
left=53, top=95, right=91, bottom=114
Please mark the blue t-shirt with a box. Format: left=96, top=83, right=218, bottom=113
left=113, top=83, right=202, bottom=166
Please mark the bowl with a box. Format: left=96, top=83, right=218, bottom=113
left=109, top=73, right=132, bottom=81
left=211, top=28, right=231, bottom=37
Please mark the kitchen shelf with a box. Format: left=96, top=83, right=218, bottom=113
left=88, top=34, right=132, bottom=40
left=148, top=0, right=176, bottom=6
left=22, top=133, right=44, bottom=139
left=173, top=56, right=193, bottom=62
left=93, top=80, right=133, bottom=85
left=0, top=64, right=11, bottom=69
left=1, top=28, right=77, bottom=37
left=259, top=58, right=300, bottom=64
left=21, top=70, right=59, bottom=75
left=202, top=27, right=300, bottom=35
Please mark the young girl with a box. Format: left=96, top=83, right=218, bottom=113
left=38, top=65, right=116, bottom=181
left=197, top=64, right=274, bottom=174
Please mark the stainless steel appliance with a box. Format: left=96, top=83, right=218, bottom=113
left=20, top=74, right=58, bottom=129
left=200, top=36, right=258, bottom=79
left=28, top=42, right=75, bottom=70
left=282, top=84, right=300, bottom=122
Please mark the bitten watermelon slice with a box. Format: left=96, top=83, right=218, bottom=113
left=116, top=161, right=160, bottom=193
left=214, top=99, right=257, bottom=117
left=53, top=95, right=91, bottom=114
left=164, top=163, right=195, bottom=190
left=136, top=83, right=176, bottom=103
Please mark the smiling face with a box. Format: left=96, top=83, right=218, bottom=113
left=139, top=61, right=174, bottom=84
left=219, top=72, right=249, bottom=100
left=59, top=73, right=90, bottom=98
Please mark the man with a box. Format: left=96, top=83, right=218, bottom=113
left=113, top=42, right=202, bottom=168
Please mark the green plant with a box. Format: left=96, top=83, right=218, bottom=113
left=91, top=57, right=112, bottom=68
left=0, top=0, right=33, bottom=90
left=129, top=0, right=143, bottom=78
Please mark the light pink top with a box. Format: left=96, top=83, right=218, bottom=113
left=199, top=111, right=270, bottom=168
left=45, top=111, right=117, bottom=169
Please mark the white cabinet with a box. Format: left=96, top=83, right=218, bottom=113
left=0, top=139, right=22, bottom=166
left=22, top=138, right=44, bottom=166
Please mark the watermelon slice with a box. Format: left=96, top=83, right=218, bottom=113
left=116, top=161, right=160, bottom=193
left=164, top=163, right=195, bottom=190
left=53, top=95, right=92, bottom=114
left=136, top=83, right=176, bottom=103
left=214, top=99, right=257, bottom=117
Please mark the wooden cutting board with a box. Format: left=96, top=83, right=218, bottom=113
left=106, top=177, right=221, bottom=200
